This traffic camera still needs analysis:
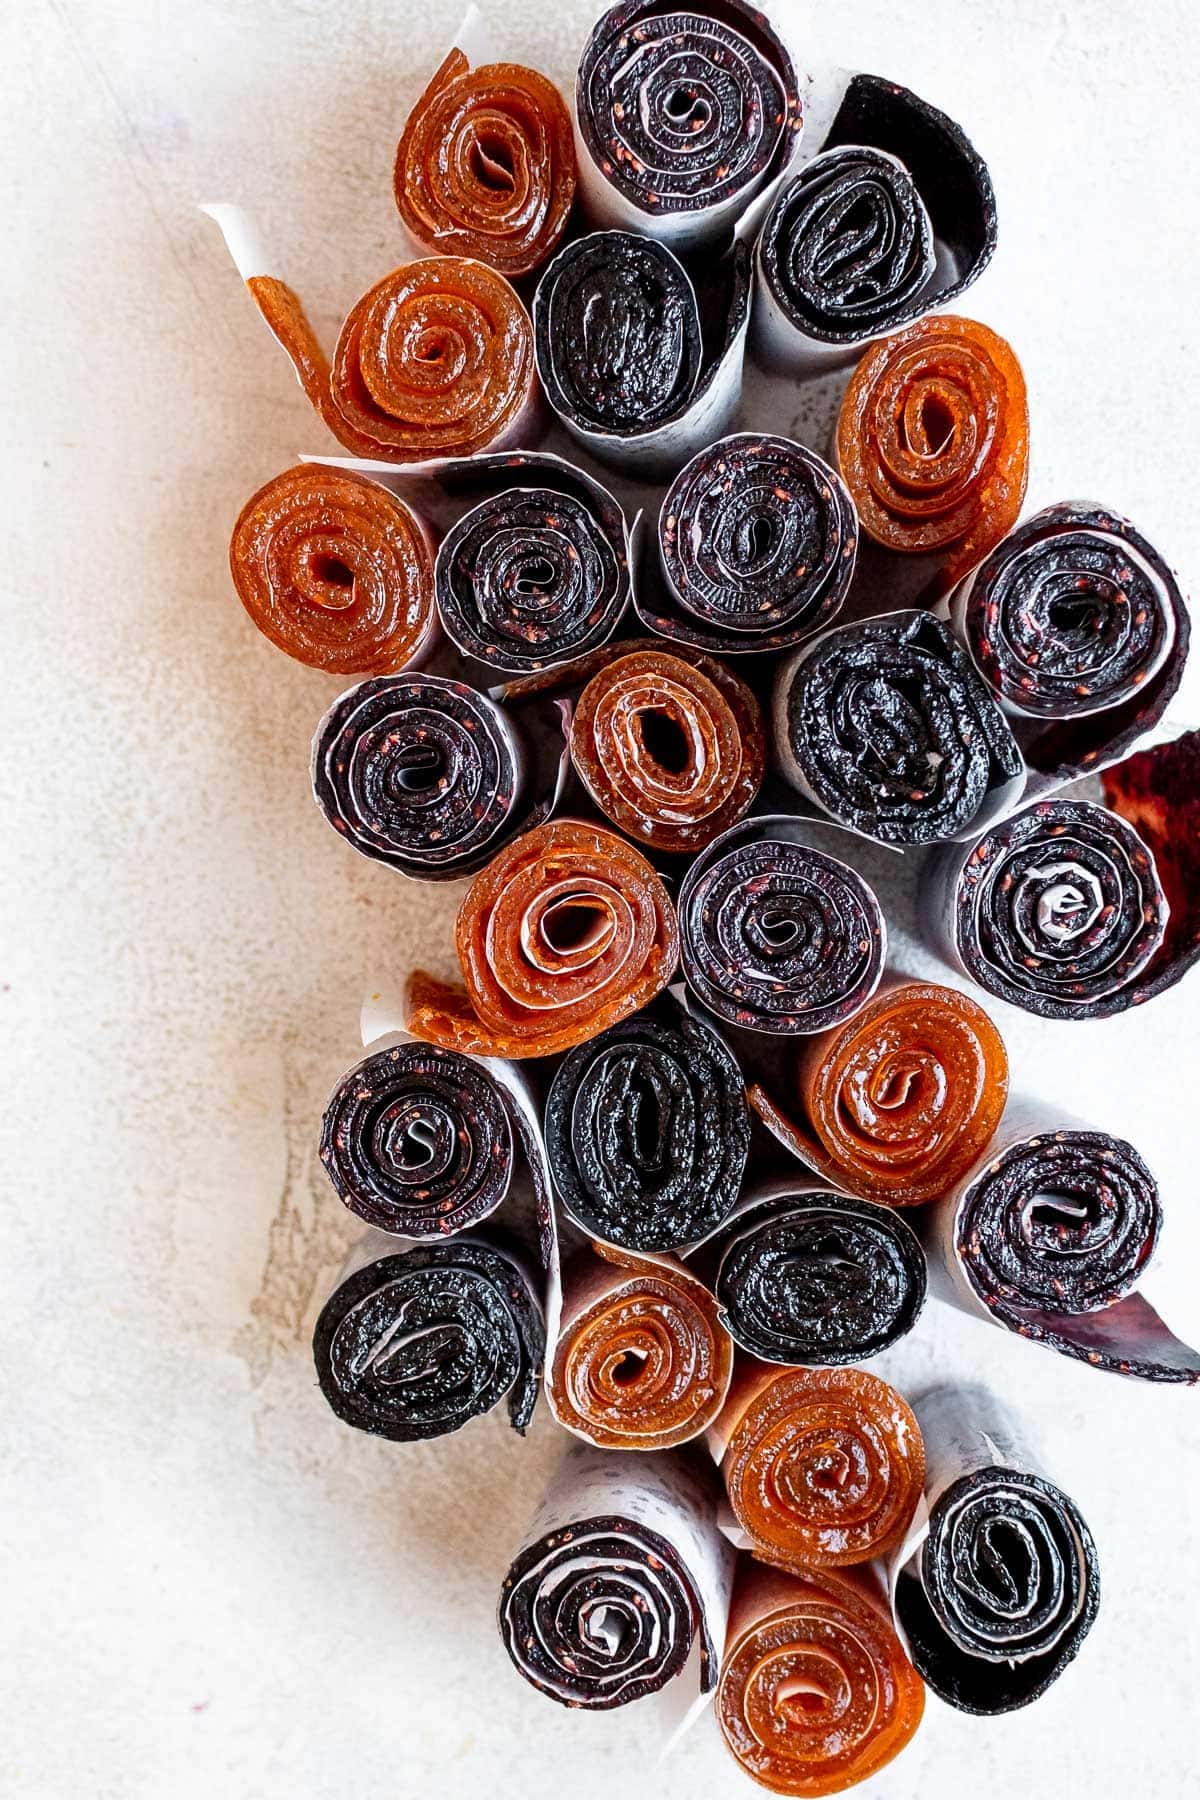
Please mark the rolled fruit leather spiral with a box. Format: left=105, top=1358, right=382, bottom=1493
left=754, top=73, right=996, bottom=375
left=717, top=1558, right=924, bottom=1796
left=573, top=0, right=802, bottom=251
left=394, top=38, right=575, bottom=277
left=229, top=464, right=437, bottom=675
left=642, top=434, right=858, bottom=656
left=711, top=1364, right=925, bottom=1572
left=312, top=1228, right=546, bottom=1441
left=311, top=671, right=570, bottom=880
left=835, top=314, right=1029, bottom=599
left=676, top=815, right=887, bottom=1035
left=498, top=1443, right=734, bottom=1713
left=532, top=228, right=751, bottom=478
left=748, top=979, right=1009, bottom=1208
left=921, top=795, right=1173, bottom=1020
left=433, top=451, right=632, bottom=674
left=202, top=207, right=539, bottom=461
left=568, top=642, right=766, bottom=852
left=547, top=1244, right=734, bottom=1450
left=889, top=1383, right=1101, bottom=1713
left=706, top=1181, right=927, bottom=1365
left=948, top=500, right=1191, bottom=789
left=405, top=818, right=679, bottom=1058
left=772, top=609, right=1025, bottom=845
left=921, top=1097, right=1200, bottom=1382
left=543, top=994, right=751, bottom=1253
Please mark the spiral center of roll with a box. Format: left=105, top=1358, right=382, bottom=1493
left=387, top=741, right=445, bottom=796
left=470, top=134, right=517, bottom=194
left=1027, top=865, right=1102, bottom=944
left=636, top=706, right=692, bottom=776
left=308, top=550, right=356, bottom=607
left=541, top=896, right=611, bottom=956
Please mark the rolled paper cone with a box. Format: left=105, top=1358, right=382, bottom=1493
left=312, top=672, right=572, bottom=881
left=394, top=40, right=575, bottom=277
left=753, top=71, right=996, bottom=376
left=203, top=205, right=539, bottom=463
left=717, top=1558, right=924, bottom=1796
left=921, top=796, right=1172, bottom=1020
left=569, top=644, right=765, bottom=852
left=707, top=1179, right=927, bottom=1364
left=772, top=609, right=1026, bottom=845
left=318, top=1039, right=527, bottom=1239
left=312, top=1225, right=545, bottom=1441
left=547, top=1245, right=734, bottom=1450
left=433, top=450, right=633, bottom=675
left=533, top=230, right=750, bottom=479
left=229, top=464, right=438, bottom=675
left=498, top=1442, right=735, bottom=1711
left=748, top=978, right=1009, bottom=1208
left=572, top=0, right=802, bottom=252
left=948, top=500, right=1191, bottom=788
left=405, top=818, right=679, bottom=1059
left=676, top=814, right=887, bottom=1035
left=920, top=1097, right=1200, bottom=1383
left=543, top=996, right=751, bottom=1253
left=642, top=434, right=858, bottom=656
left=711, top=1362, right=925, bottom=1571
left=889, top=1383, right=1101, bottom=1713
left=835, top=315, right=1029, bottom=598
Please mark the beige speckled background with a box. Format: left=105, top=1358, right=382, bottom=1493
left=4, top=1, right=1200, bottom=1795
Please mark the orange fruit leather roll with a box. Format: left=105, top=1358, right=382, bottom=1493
left=246, top=256, right=536, bottom=462
left=405, top=818, right=678, bottom=1059
left=714, top=1364, right=924, bottom=1572
left=717, top=1558, right=924, bottom=1796
left=229, top=464, right=435, bottom=674
left=751, top=980, right=1009, bottom=1207
left=836, top=314, right=1028, bottom=595
left=394, top=49, right=575, bottom=278
left=569, top=646, right=765, bottom=853
left=548, top=1246, right=733, bottom=1450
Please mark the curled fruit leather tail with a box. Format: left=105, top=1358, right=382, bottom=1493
left=922, top=796, right=1174, bottom=1019
left=311, top=671, right=568, bottom=880
left=405, top=818, right=679, bottom=1059
left=319, top=1040, right=527, bottom=1238
left=921, top=1099, right=1200, bottom=1382
left=644, top=434, right=858, bottom=655
left=533, top=229, right=750, bottom=477
left=203, top=206, right=538, bottom=462
left=713, top=1365, right=925, bottom=1571
left=394, top=48, right=575, bottom=277
left=718, top=1559, right=924, bottom=1796
left=544, top=996, right=750, bottom=1253
left=836, top=315, right=1029, bottom=596
left=755, top=73, right=995, bottom=373
left=677, top=815, right=886, bottom=1034
left=433, top=452, right=631, bottom=674
left=569, top=643, right=766, bottom=852
left=499, top=1443, right=734, bottom=1709
left=951, top=501, right=1191, bottom=787
left=773, top=610, right=1025, bottom=845
left=548, top=1246, right=733, bottom=1450
left=229, top=464, right=437, bottom=675
left=749, top=980, right=1009, bottom=1208
left=313, top=1229, right=544, bottom=1441
left=708, top=1183, right=927, bottom=1365
left=890, top=1384, right=1101, bottom=1713
left=573, top=0, right=802, bottom=250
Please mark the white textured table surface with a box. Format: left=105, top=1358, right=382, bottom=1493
left=4, top=2, right=1200, bottom=1796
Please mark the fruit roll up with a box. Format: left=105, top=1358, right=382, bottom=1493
left=888, top=1382, right=1101, bottom=1713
